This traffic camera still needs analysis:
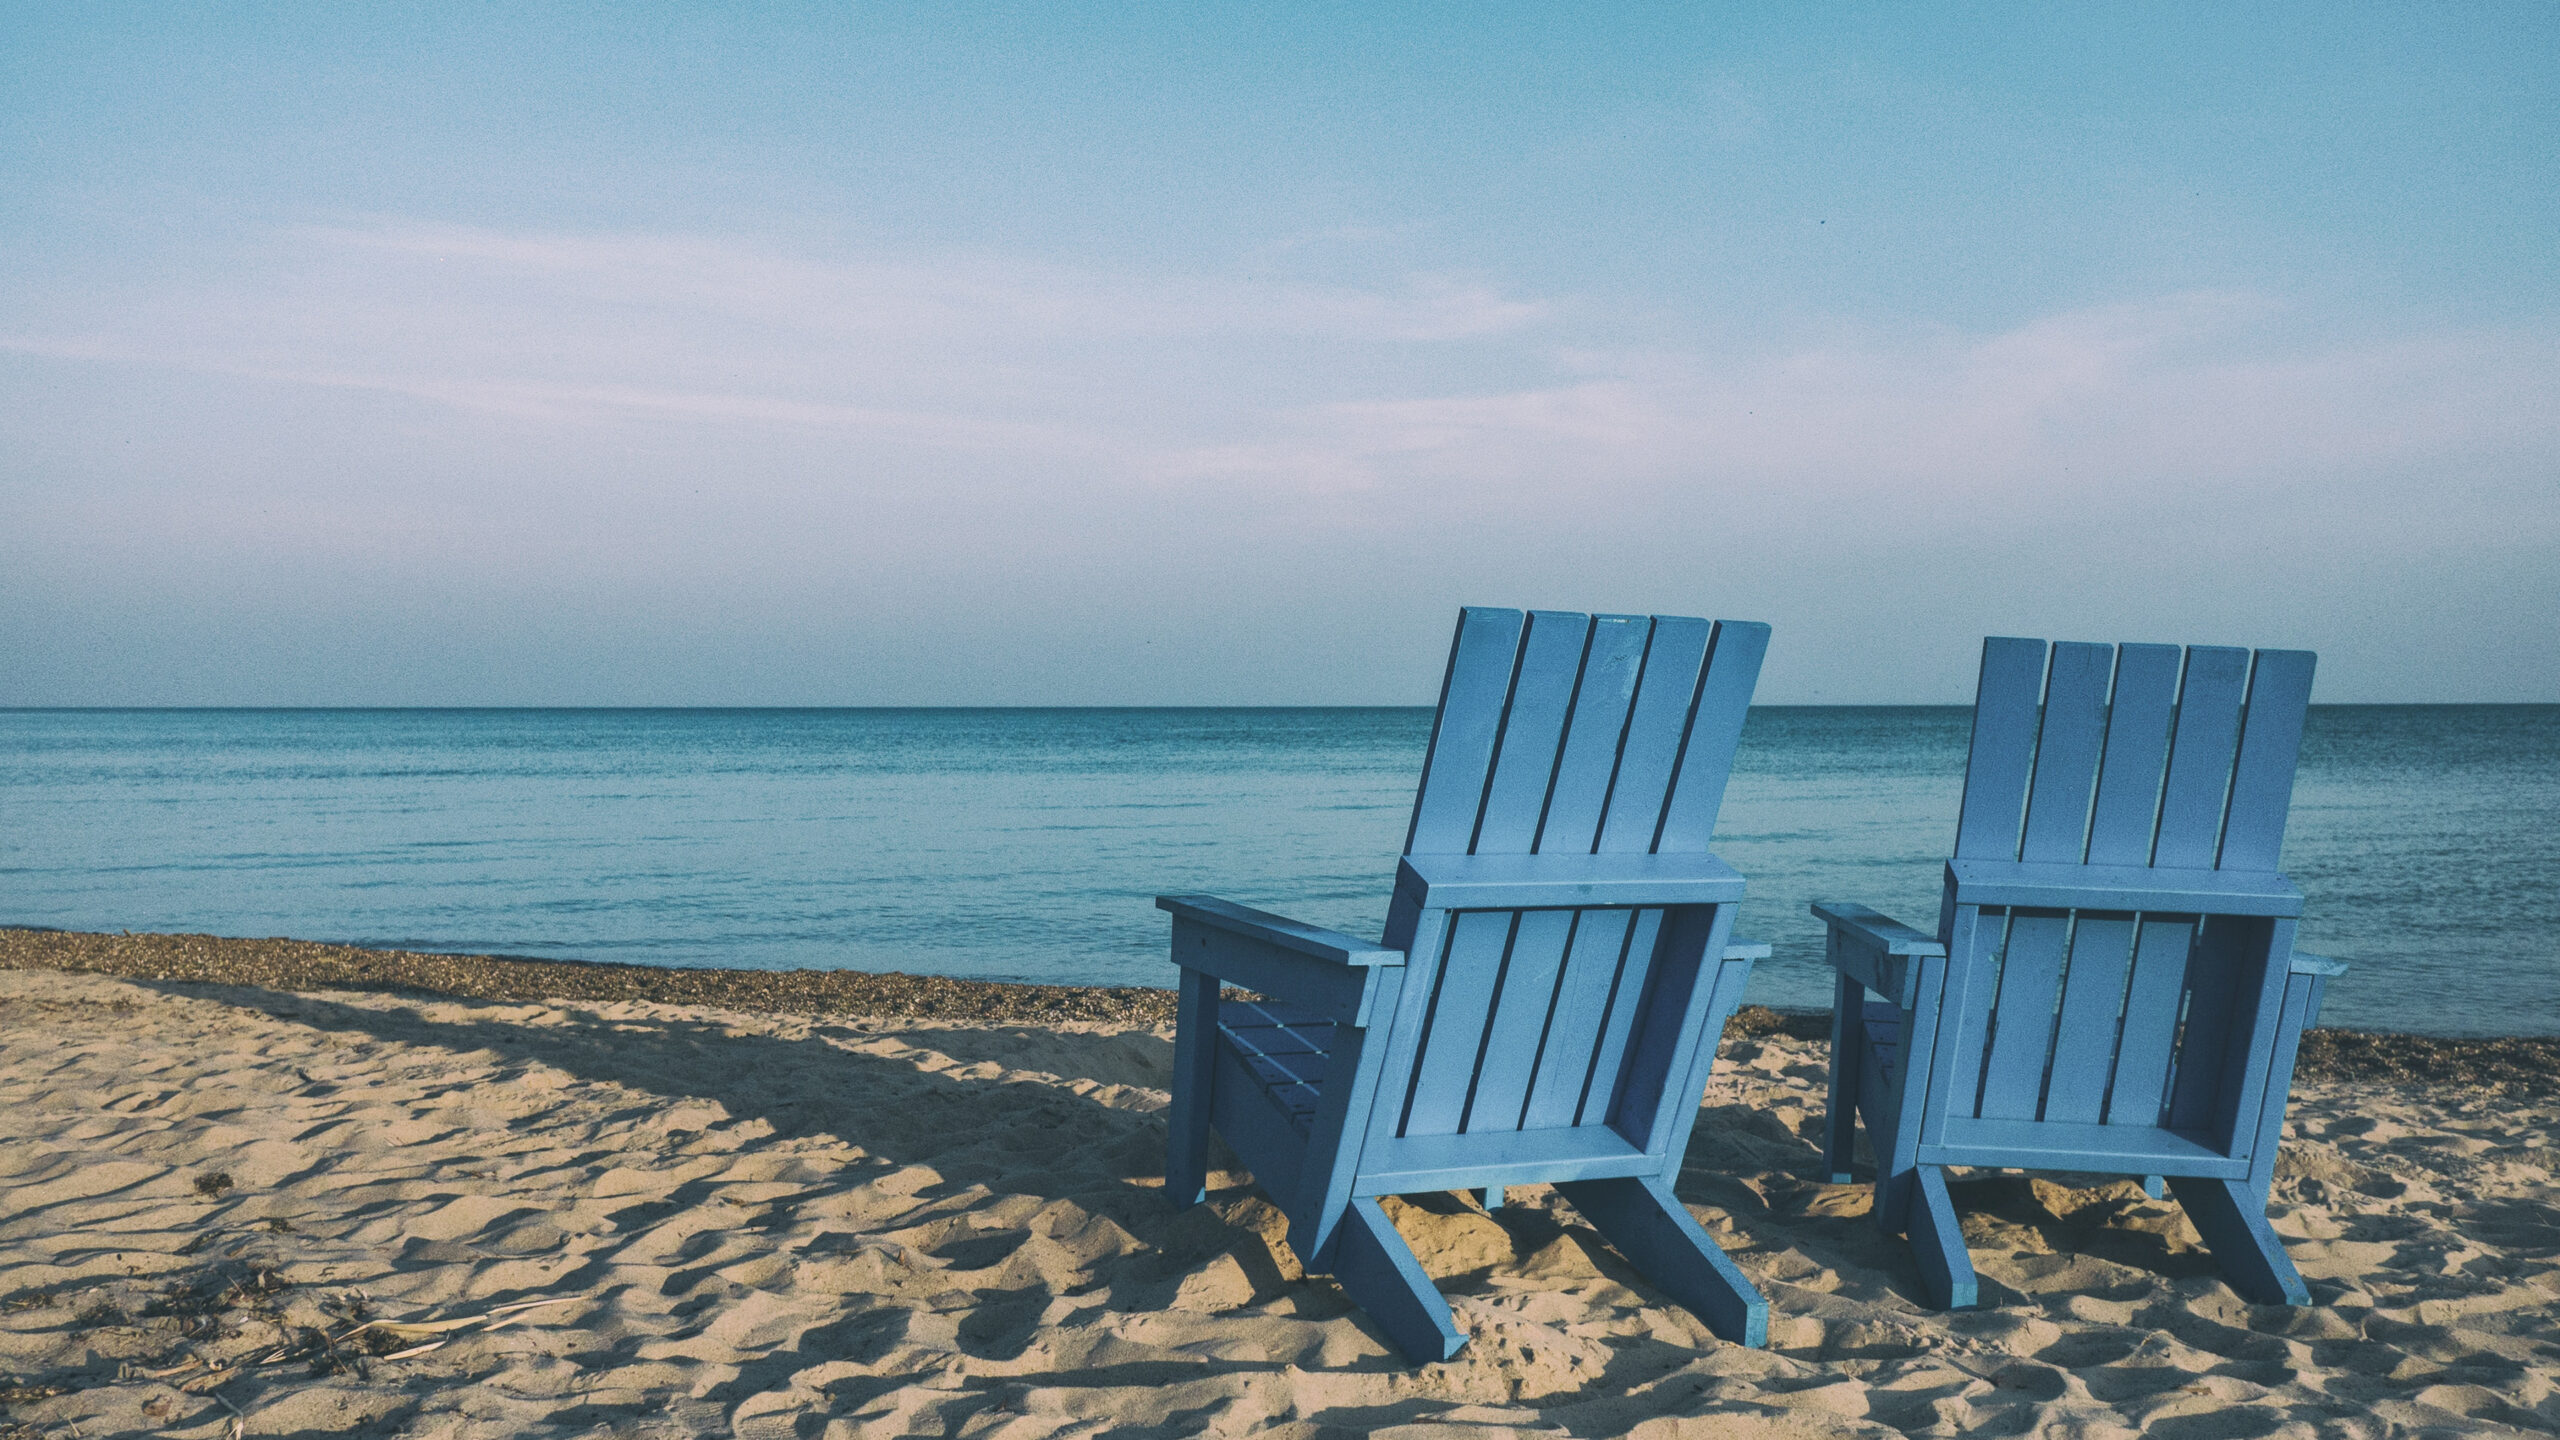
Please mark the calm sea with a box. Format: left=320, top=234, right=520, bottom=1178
left=2, top=707, right=2551, bottom=1036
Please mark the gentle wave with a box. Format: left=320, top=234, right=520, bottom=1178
left=2, top=706, right=2552, bottom=1035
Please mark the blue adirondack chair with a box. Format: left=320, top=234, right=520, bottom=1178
left=1157, top=607, right=1775, bottom=1362
left=1815, top=637, right=2345, bottom=1309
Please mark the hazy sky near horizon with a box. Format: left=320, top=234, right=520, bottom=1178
left=4, top=4, right=2554, bottom=704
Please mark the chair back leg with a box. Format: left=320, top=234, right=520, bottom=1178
left=1557, top=1175, right=1769, bottom=1347
left=1907, top=1166, right=1978, bottom=1309
left=1332, top=1197, right=1465, bottom=1363
left=2167, top=1176, right=2311, bottom=1306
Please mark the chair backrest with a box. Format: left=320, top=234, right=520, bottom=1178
left=1955, top=638, right=2316, bottom=875
left=1937, top=638, right=2317, bottom=1134
left=1384, top=607, right=1768, bottom=1141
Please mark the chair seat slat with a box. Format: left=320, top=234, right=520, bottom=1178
left=1861, top=1001, right=1902, bottom=1089
left=1219, top=1000, right=1339, bottom=1137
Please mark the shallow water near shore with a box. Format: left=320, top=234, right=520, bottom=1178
left=2, top=705, right=2553, bottom=1035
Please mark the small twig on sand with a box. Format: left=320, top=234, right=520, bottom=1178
left=207, top=1385, right=246, bottom=1440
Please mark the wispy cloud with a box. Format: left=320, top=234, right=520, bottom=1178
left=0, top=330, right=1112, bottom=453
left=305, top=220, right=1547, bottom=345
left=3, top=221, right=1548, bottom=460
left=1153, top=291, right=2560, bottom=527
left=6, top=217, right=2555, bottom=703
left=8, top=220, right=2554, bottom=540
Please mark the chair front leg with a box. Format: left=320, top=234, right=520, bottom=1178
left=1165, top=967, right=1218, bottom=1208
left=1823, top=971, right=1865, bottom=1185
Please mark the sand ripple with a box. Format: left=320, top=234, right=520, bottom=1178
left=1, top=970, right=2553, bottom=1437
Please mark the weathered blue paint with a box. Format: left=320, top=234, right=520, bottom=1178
left=1813, top=636, right=2344, bottom=1310
left=1158, top=606, right=1773, bottom=1362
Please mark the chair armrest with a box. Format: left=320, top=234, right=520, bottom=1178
left=1395, top=851, right=1745, bottom=911
left=1723, top=938, right=1772, bottom=962
left=1811, top=902, right=1945, bottom=955
left=1812, top=901, right=1944, bottom=1009
left=2284, top=951, right=2346, bottom=1030
left=1156, top=895, right=1401, bottom=966
left=1157, top=894, right=1403, bottom=1025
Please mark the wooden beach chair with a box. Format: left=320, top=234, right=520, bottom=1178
left=1815, top=638, right=2345, bottom=1309
left=1158, top=607, right=1774, bottom=1362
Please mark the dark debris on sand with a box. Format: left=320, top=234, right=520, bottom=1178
left=0, top=927, right=1175, bottom=1026
left=2295, top=1026, right=2560, bottom=1094
left=3, top=927, right=2553, bottom=1093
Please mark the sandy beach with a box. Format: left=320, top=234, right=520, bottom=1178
left=2, top=932, right=2555, bottom=1437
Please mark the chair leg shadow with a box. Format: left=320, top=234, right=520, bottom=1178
left=1556, top=1174, right=1769, bottom=1347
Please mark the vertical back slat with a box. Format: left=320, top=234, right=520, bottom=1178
left=2105, top=917, right=2198, bottom=1126
left=2041, top=914, right=2135, bottom=1124
left=1449, top=612, right=1599, bottom=1135
left=1927, top=907, right=2009, bottom=1139
left=2019, top=642, right=2113, bottom=863
left=1394, top=608, right=1529, bottom=1137
left=1540, top=617, right=1755, bottom=1134
left=1596, top=618, right=1713, bottom=853
left=1406, top=608, right=1527, bottom=855
left=1462, top=910, right=1574, bottom=1131
left=1575, top=908, right=1664, bottom=1123
left=1401, top=910, right=1517, bottom=1136
left=2085, top=644, right=2181, bottom=867
left=1608, top=902, right=1738, bottom=1149
left=1520, top=910, right=1635, bottom=1129
left=1954, top=639, right=2050, bottom=859
left=2152, top=647, right=2250, bottom=869
left=1535, top=617, right=1652, bottom=854
left=1975, top=910, right=2070, bottom=1120
left=2166, top=916, right=2253, bottom=1131
left=1568, top=614, right=1715, bottom=1133
left=2217, top=649, right=2316, bottom=873
left=2207, top=916, right=2293, bottom=1156
left=1654, top=621, right=1770, bottom=853
left=1470, top=612, right=1592, bottom=854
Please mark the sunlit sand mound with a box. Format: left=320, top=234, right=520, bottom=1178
left=1, top=966, right=2553, bottom=1438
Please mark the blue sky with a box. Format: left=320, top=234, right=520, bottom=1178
left=3, top=4, right=2553, bottom=703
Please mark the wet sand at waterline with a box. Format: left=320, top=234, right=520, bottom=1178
left=1, top=932, right=2555, bottom=1437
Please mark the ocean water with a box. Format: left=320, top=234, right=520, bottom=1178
left=1, top=706, right=2552, bottom=1036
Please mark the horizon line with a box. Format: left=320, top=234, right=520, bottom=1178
left=6, top=701, right=2551, bottom=714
